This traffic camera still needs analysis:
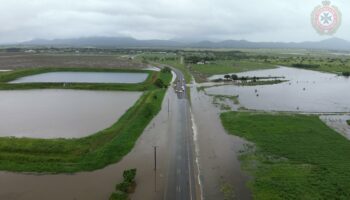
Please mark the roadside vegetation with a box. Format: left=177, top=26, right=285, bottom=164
left=0, top=67, right=172, bottom=173
left=347, top=120, right=350, bottom=126
left=221, top=112, right=350, bottom=199
left=110, top=169, right=137, bottom=200
left=342, top=72, right=350, bottom=77
left=137, top=53, right=192, bottom=83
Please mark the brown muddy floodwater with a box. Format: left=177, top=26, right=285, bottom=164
left=0, top=89, right=175, bottom=200
left=190, top=84, right=252, bottom=200
left=0, top=90, right=141, bottom=138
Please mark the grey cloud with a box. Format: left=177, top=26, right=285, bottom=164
left=0, top=0, right=348, bottom=44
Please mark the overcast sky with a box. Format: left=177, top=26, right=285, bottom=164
left=0, top=0, right=349, bottom=44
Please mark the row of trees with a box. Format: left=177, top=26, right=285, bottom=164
left=222, top=74, right=259, bottom=82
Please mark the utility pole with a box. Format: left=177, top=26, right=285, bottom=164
left=154, top=146, right=157, bottom=192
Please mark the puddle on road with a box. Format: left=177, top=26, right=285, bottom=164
left=10, top=72, right=148, bottom=84
left=207, top=67, right=350, bottom=112
left=0, top=90, right=141, bottom=138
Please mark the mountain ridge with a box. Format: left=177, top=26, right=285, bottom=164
left=17, top=37, right=350, bottom=51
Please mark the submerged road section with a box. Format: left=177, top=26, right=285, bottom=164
left=164, top=67, right=199, bottom=200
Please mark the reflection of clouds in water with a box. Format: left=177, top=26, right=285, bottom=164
left=206, top=67, right=350, bottom=112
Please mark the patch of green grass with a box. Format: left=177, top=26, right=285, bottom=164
left=347, top=120, right=350, bottom=126
left=0, top=68, right=172, bottom=173
left=190, top=60, right=275, bottom=82
left=221, top=112, right=350, bottom=199
left=109, top=191, right=128, bottom=200
left=211, top=94, right=240, bottom=105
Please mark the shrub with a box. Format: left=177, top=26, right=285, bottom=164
left=116, top=181, right=131, bottom=193
left=154, top=79, right=166, bottom=88
left=109, top=191, right=128, bottom=200
left=342, top=72, right=350, bottom=77
left=224, top=74, right=231, bottom=80
left=231, top=74, right=238, bottom=80
left=123, top=168, right=137, bottom=183
left=292, top=63, right=320, bottom=69
left=161, top=67, right=171, bottom=73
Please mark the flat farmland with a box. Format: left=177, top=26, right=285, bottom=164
left=0, top=52, right=145, bottom=69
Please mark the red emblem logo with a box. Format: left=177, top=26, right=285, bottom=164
left=311, top=1, right=341, bottom=35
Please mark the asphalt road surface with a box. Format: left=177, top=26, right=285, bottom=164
left=164, top=67, right=198, bottom=200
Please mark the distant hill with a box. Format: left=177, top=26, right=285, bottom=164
left=18, top=37, right=350, bottom=51
left=21, top=37, right=184, bottom=48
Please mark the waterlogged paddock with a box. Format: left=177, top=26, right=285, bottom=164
left=0, top=90, right=141, bottom=138
left=10, top=71, right=148, bottom=84
left=207, top=67, right=350, bottom=112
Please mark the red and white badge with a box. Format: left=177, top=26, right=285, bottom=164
left=311, top=1, right=341, bottom=35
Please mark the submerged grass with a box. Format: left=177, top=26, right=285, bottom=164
left=221, top=112, right=350, bottom=199
left=0, top=68, right=171, bottom=173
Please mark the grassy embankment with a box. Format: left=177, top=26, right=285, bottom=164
left=0, top=68, right=172, bottom=173
left=221, top=112, right=350, bottom=199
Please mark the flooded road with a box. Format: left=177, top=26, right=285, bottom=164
left=207, top=67, right=350, bottom=112
left=0, top=89, right=175, bottom=200
left=0, top=90, right=141, bottom=138
left=11, top=72, right=148, bottom=84
left=191, top=84, right=252, bottom=200
left=320, top=115, right=350, bottom=140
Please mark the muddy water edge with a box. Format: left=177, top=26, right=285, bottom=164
left=190, top=83, right=252, bottom=200
left=0, top=89, right=176, bottom=200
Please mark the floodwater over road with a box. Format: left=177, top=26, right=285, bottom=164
left=11, top=72, right=148, bottom=84
left=0, top=88, right=175, bottom=200
left=0, top=90, right=141, bottom=138
left=191, top=83, right=252, bottom=200
left=207, top=67, right=350, bottom=112
left=320, top=115, right=350, bottom=139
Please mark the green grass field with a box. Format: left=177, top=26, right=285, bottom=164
left=0, top=68, right=172, bottom=173
left=190, top=60, right=275, bottom=82
left=221, top=112, right=350, bottom=199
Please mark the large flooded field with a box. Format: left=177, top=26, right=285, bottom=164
left=207, top=67, right=350, bottom=112
left=10, top=72, right=148, bottom=84
left=0, top=90, right=141, bottom=138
